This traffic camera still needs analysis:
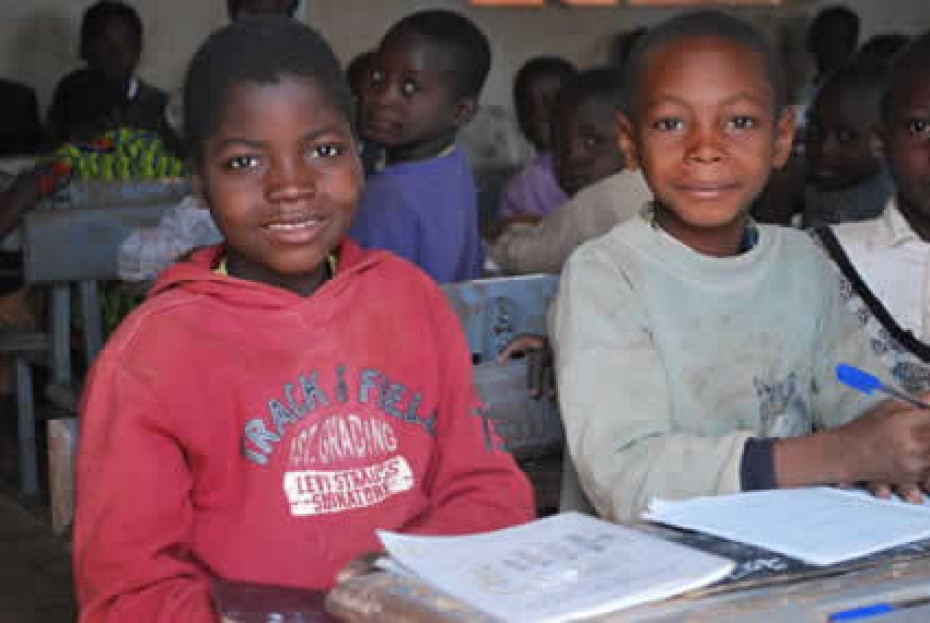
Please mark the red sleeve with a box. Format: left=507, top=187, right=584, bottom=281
left=74, top=361, right=217, bottom=623
left=403, top=290, right=536, bottom=535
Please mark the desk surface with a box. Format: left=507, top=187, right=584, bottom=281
left=325, top=552, right=930, bottom=623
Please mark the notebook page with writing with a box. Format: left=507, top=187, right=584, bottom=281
left=377, top=512, right=734, bottom=623
left=645, top=487, right=930, bottom=566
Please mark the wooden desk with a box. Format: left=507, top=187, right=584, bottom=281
left=326, top=551, right=930, bottom=623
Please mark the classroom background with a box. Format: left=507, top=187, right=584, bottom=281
left=2, top=0, right=928, bottom=123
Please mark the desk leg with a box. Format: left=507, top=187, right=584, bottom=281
left=79, top=280, right=102, bottom=366
left=50, top=284, right=71, bottom=386
left=14, top=357, right=37, bottom=495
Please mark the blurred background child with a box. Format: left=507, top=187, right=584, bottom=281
left=802, top=60, right=893, bottom=227
left=48, top=1, right=169, bottom=145
left=490, top=68, right=649, bottom=275
left=496, top=56, right=577, bottom=223
left=552, top=67, right=627, bottom=198
left=350, top=10, right=489, bottom=283
left=815, top=33, right=930, bottom=392
left=798, top=5, right=860, bottom=115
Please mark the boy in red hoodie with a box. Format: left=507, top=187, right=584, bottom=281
left=73, top=17, right=534, bottom=623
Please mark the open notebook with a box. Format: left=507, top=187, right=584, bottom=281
left=375, top=512, right=734, bottom=623
left=645, top=487, right=930, bottom=566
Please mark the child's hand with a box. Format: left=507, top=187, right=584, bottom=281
left=497, top=334, right=555, bottom=400
left=835, top=398, right=930, bottom=485
left=865, top=482, right=927, bottom=504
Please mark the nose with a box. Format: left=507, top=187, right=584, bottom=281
left=685, top=124, right=724, bottom=164
left=265, top=154, right=317, bottom=203
left=365, top=79, right=400, bottom=109
left=562, top=138, right=591, bottom=168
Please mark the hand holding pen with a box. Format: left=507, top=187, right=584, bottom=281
left=836, top=364, right=930, bottom=409
left=835, top=364, right=930, bottom=503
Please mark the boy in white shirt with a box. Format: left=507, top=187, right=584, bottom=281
left=814, top=33, right=930, bottom=393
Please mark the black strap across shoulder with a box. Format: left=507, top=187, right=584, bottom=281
left=814, top=225, right=930, bottom=362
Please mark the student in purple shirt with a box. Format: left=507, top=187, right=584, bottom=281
left=350, top=10, right=489, bottom=283
left=498, top=57, right=577, bottom=222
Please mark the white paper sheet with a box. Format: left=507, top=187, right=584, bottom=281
left=377, top=512, right=734, bottom=623
left=645, top=487, right=930, bottom=566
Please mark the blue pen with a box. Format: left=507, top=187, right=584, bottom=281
left=828, top=597, right=930, bottom=621
left=836, top=364, right=930, bottom=410
left=828, top=602, right=894, bottom=621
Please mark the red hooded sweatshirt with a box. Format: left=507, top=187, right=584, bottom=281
left=74, top=241, right=534, bottom=623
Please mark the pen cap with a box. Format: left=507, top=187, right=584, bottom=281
left=836, top=364, right=882, bottom=395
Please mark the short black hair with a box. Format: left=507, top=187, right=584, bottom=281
left=624, top=10, right=787, bottom=115
left=347, top=50, right=376, bottom=96
left=183, top=17, right=352, bottom=162
left=807, top=6, right=860, bottom=56
left=881, top=31, right=930, bottom=125
left=609, top=27, right=648, bottom=74
left=857, top=33, right=912, bottom=65
left=553, top=67, right=626, bottom=121
left=383, top=10, right=491, bottom=99
left=816, top=58, right=887, bottom=123
left=513, top=56, right=577, bottom=112
left=226, top=0, right=300, bottom=20
left=79, top=1, right=143, bottom=62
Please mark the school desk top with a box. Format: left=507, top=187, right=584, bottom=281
left=208, top=526, right=930, bottom=623
left=325, top=549, right=930, bottom=623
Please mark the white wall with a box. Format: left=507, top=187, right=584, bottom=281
left=1, top=0, right=928, bottom=115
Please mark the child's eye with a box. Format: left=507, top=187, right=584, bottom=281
left=310, top=144, right=344, bottom=159
left=906, top=119, right=929, bottom=138
left=652, top=118, right=684, bottom=131
left=224, top=155, right=260, bottom=170
left=369, top=69, right=384, bottom=85
left=727, top=116, right=756, bottom=130
left=401, top=80, right=419, bottom=96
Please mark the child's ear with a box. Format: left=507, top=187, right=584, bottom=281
left=772, top=107, right=796, bottom=169
left=453, top=98, right=478, bottom=128
left=616, top=112, right=640, bottom=170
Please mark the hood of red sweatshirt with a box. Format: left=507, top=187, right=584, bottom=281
left=149, top=238, right=387, bottom=311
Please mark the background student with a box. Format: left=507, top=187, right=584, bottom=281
left=496, top=56, right=577, bottom=223
left=815, top=33, right=930, bottom=393
left=795, top=5, right=860, bottom=127
left=0, top=78, right=45, bottom=155
left=74, top=18, right=533, bottom=622
left=349, top=10, right=488, bottom=284
left=802, top=60, right=894, bottom=227
left=48, top=1, right=170, bottom=145
left=552, top=11, right=930, bottom=523
left=490, top=68, right=650, bottom=275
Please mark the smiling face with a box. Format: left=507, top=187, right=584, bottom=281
left=619, top=36, right=793, bottom=256
left=552, top=97, right=624, bottom=196
left=193, top=76, right=362, bottom=296
left=359, top=33, right=473, bottom=164
left=805, top=84, right=882, bottom=191
left=883, top=71, right=930, bottom=226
